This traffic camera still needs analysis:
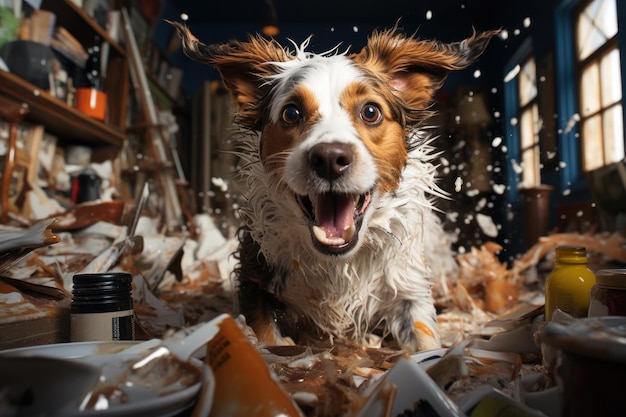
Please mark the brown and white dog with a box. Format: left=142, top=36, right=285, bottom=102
left=172, top=23, right=498, bottom=351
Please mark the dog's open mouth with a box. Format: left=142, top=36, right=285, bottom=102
left=296, top=191, right=372, bottom=255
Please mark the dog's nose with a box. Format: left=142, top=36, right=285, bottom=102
left=308, top=143, right=354, bottom=180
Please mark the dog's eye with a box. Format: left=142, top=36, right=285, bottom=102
left=282, top=105, right=301, bottom=124
left=360, top=103, right=382, bottom=125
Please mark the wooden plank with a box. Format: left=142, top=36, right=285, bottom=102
left=121, top=8, right=183, bottom=232
left=0, top=71, right=125, bottom=146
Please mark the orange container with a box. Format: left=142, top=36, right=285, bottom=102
left=74, top=88, right=107, bottom=121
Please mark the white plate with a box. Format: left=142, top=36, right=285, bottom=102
left=0, top=341, right=204, bottom=417
left=411, top=347, right=448, bottom=369
left=356, top=356, right=465, bottom=417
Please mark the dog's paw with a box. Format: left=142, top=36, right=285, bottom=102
left=393, top=319, right=440, bottom=352
left=411, top=321, right=440, bottom=351
left=252, top=319, right=296, bottom=347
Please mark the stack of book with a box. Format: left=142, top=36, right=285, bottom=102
left=50, top=27, right=88, bottom=68
left=17, top=9, right=56, bottom=45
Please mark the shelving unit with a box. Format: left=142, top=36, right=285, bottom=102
left=0, top=0, right=191, bottom=230
left=0, top=70, right=125, bottom=146
left=0, top=0, right=129, bottom=149
left=41, top=0, right=124, bottom=56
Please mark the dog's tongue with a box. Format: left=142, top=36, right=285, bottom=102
left=313, top=193, right=356, bottom=244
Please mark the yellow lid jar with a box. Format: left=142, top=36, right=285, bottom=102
left=544, top=246, right=597, bottom=321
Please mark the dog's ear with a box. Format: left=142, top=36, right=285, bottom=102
left=354, top=28, right=500, bottom=120
left=169, top=21, right=289, bottom=128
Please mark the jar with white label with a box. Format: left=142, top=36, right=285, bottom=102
left=70, top=272, right=135, bottom=342
left=588, top=269, right=626, bottom=317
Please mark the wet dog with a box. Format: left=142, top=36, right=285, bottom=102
left=172, top=23, right=498, bottom=351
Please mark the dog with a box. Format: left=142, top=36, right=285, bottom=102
left=171, top=22, right=498, bottom=351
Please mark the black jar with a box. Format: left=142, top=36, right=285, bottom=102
left=70, top=273, right=135, bottom=342
left=76, top=171, right=102, bottom=203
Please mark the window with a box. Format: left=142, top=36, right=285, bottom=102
left=575, top=0, right=623, bottom=171
left=518, top=56, right=541, bottom=187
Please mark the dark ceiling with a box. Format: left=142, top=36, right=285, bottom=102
left=163, top=0, right=513, bottom=96
left=170, top=0, right=498, bottom=32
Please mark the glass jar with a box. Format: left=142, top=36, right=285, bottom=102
left=588, top=269, right=626, bottom=317
left=70, top=272, right=135, bottom=342
left=544, top=246, right=596, bottom=321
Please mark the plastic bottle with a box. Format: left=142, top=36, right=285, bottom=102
left=544, top=246, right=596, bottom=321
left=70, top=272, right=135, bottom=342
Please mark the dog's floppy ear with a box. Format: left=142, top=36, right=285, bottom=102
left=169, top=21, right=289, bottom=128
left=353, top=28, right=500, bottom=121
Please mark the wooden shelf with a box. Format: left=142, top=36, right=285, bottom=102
left=0, top=70, right=125, bottom=147
left=41, top=0, right=125, bottom=57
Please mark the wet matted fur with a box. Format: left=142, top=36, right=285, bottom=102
left=171, top=22, right=499, bottom=351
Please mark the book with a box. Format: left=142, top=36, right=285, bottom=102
left=50, top=27, right=88, bottom=68
left=27, top=9, right=56, bottom=45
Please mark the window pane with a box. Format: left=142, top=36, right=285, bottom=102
left=577, top=4, right=594, bottom=59
left=520, top=105, right=540, bottom=186
left=521, top=149, right=538, bottom=186
left=577, top=0, right=618, bottom=61
left=600, top=48, right=622, bottom=107
left=520, top=107, right=535, bottom=149
left=576, top=0, right=622, bottom=172
left=603, top=104, right=625, bottom=164
left=581, top=62, right=600, bottom=116
left=597, top=0, right=618, bottom=37
left=582, top=115, right=604, bottom=171
left=519, top=58, right=537, bottom=107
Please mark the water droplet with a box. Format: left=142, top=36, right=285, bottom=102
left=564, top=113, right=580, bottom=134
left=454, top=176, right=463, bottom=192
left=477, top=213, right=498, bottom=237
left=504, top=65, right=520, bottom=83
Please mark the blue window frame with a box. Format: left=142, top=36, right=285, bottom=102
left=503, top=37, right=533, bottom=203
left=555, top=0, right=626, bottom=193
left=555, top=0, right=590, bottom=194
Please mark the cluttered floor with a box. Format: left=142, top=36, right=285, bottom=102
left=2, top=200, right=626, bottom=416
